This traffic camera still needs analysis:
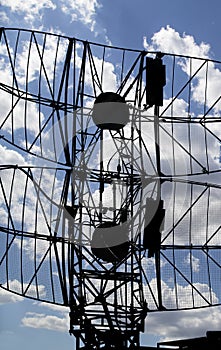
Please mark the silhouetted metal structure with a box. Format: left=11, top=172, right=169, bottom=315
left=158, top=331, right=221, bottom=350
left=0, top=28, right=221, bottom=349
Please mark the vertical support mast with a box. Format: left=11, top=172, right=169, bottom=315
left=154, top=103, right=164, bottom=310
left=146, top=53, right=166, bottom=310
left=99, top=129, right=104, bottom=223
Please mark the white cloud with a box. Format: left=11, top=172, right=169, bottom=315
left=0, top=42, right=46, bottom=135
left=191, top=62, right=221, bottom=112
left=143, top=25, right=210, bottom=58
left=87, top=56, right=117, bottom=92
left=184, top=253, right=200, bottom=273
left=0, top=34, right=70, bottom=137
left=15, top=35, right=67, bottom=85
left=0, top=287, right=23, bottom=304
left=0, top=280, right=46, bottom=299
left=0, top=145, right=25, bottom=165
left=61, top=0, right=101, bottom=31
left=146, top=306, right=221, bottom=341
left=0, top=0, right=56, bottom=24
left=21, top=301, right=69, bottom=332
left=0, top=11, right=9, bottom=23
left=145, top=279, right=218, bottom=311
left=145, top=277, right=221, bottom=340
left=38, top=301, right=69, bottom=313
left=0, top=165, right=49, bottom=232
left=0, top=280, right=46, bottom=304
left=0, top=93, right=45, bottom=135
left=21, top=311, right=69, bottom=332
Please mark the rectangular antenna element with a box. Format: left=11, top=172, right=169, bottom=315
left=146, top=57, right=166, bottom=107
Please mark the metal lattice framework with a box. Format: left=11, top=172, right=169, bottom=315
left=0, top=28, right=221, bottom=349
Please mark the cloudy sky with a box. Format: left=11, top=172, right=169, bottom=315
left=1, top=0, right=221, bottom=349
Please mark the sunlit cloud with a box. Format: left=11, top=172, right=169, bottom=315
left=60, top=0, right=102, bottom=31
left=0, top=11, right=9, bottom=23
left=146, top=306, right=221, bottom=341
left=21, top=301, right=69, bottom=332
left=21, top=312, right=69, bottom=332
left=0, top=0, right=56, bottom=24
left=0, top=286, right=23, bottom=304
left=143, top=25, right=210, bottom=58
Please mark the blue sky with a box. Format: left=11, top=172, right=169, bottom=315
left=1, top=0, right=221, bottom=349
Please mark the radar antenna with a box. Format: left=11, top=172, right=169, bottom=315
left=0, top=28, right=221, bottom=349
